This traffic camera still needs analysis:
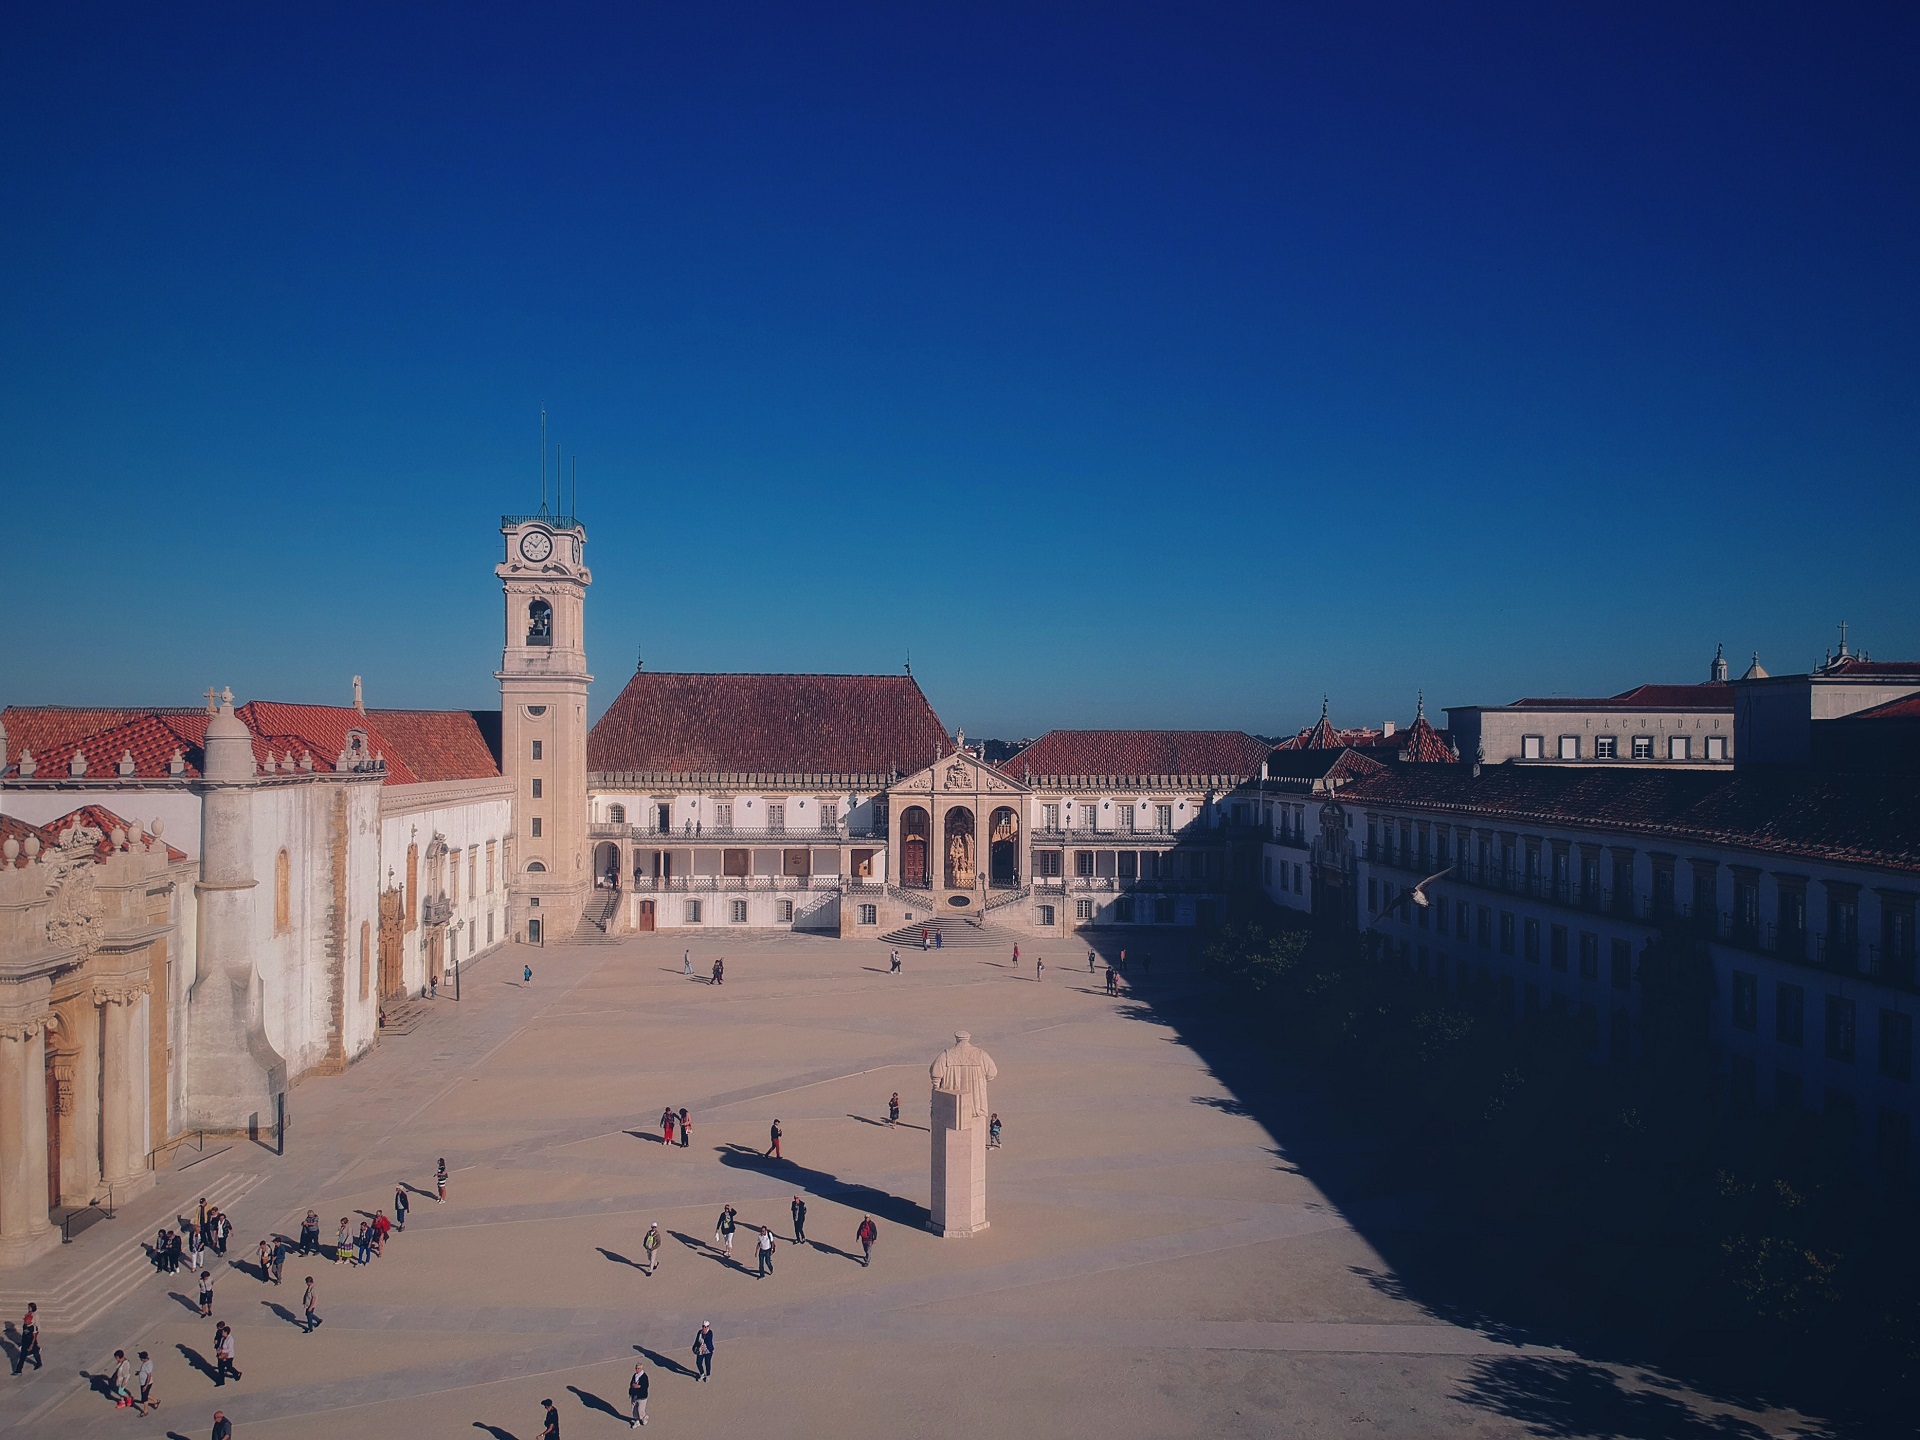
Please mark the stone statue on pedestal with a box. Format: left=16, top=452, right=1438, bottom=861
left=928, top=1030, right=997, bottom=1237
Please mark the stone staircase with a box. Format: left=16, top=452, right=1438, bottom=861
left=878, top=915, right=1003, bottom=949
left=571, top=891, right=622, bottom=945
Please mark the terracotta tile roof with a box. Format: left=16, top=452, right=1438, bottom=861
left=1817, top=657, right=1920, bottom=678
left=1845, top=693, right=1920, bottom=721
left=589, top=673, right=950, bottom=778
left=1507, top=683, right=1732, bottom=710
left=1002, top=730, right=1270, bottom=783
left=1341, top=764, right=1920, bottom=875
left=236, top=702, right=421, bottom=784
left=39, top=803, right=189, bottom=862
left=24, top=714, right=208, bottom=779
left=1262, top=747, right=1388, bottom=786
left=362, top=709, right=502, bottom=782
left=1394, top=712, right=1458, bottom=764
left=0, top=813, right=50, bottom=868
left=2, top=706, right=201, bottom=762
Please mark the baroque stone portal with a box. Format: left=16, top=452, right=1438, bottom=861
left=928, top=1030, right=997, bottom=1236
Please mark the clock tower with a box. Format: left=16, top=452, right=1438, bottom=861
left=497, top=511, right=592, bottom=944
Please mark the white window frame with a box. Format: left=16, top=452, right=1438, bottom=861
left=1075, top=899, right=1094, bottom=921
left=857, top=904, right=878, bottom=926
left=1669, top=735, right=1690, bottom=761
left=1706, top=735, right=1726, bottom=761
left=685, top=900, right=702, bottom=923
left=1595, top=736, right=1617, bottom=760
left=1558, top=735, right=1579, bottom=760
left=1632, top=735, right=1654, bottom=760
left=1522, top=734, right=1544, bottom=760
left=730, top=899, right=748, bottom=924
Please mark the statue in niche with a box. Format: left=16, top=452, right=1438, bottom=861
left=946, top=828, right=975, bottom=889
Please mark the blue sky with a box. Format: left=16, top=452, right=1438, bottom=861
left=3, top=4, right=1916, bottom=738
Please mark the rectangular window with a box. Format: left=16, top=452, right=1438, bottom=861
left=1294, top=862, right=1303, bottom=892
left=1549, top=923, right=1568, bottom=972
left=531, top=778, right=542, bottom=799
left=1881, top=1010, right=1913, bottom=1082
left=1632, top=734, right=1654, bottom=760
left=1733, top=876, right=1760, bottom=938
left=1705, top=735, right=1727, bottom=761
left=1033, top=851, right=1061, bottom=878
left=1595, top=736, right=1617, bottom=760
left=685, top=900, right=702, bottom=923
left=1075, top=850, right=1094, bottom=878
left=1118, top=852, right=1138, bottom=880
left=469, top=850, right=477, bottom=898
left=1116, top=897, right=1135, bottom=923
left=816, top=800, right=836, bottom=833
left=1826, top=995, right=1857, bottom=1063
left=1776, top=983, right=1804, bottom=1045
left=656, top=803, right=671, bottom=832
left=1579, top=931, right=1599, bottom=981
left=1477, top=906, right=1492, bottom=948
left=714, top=802, right=733, bottom=829
left=1523, top=917, right=1540, bottom=963
left=1154, top=897, right=1174, bottom=924
left=722, top=848, right=749, bottom=878
left=730, top=899, right=748, bottom=924
left=1610, top=938, right=1632, bottom=990
left=1043, top=804, right=1060, bottom=830
left=1669, top=735, right=1690, bottom=761
left=766, top=803, right=785, bottom=833
left=450, top=850, right=461, bottom=903
left=486, top=841, right=496, bottom=893
left=531, top=740, right=543, bottom=760
left=1037, top=904, right=1055, bottom=926
left=1691, top=862, right=1716, bottom=925
left=1731, top=971, right=1757, bottom=1031
left=1155, top=804, right=1173, bottom=833
left=1499, top=911, right=1515, bottom=955
left=1558, top=735, right=1579, bottom=760
left=777, top=899, right=794, bottom=923
left=531, top=817, right=542, bottom=838
left=857, top=904, right=878, bottom=926
left=1076, top=899, right=1093, bottom=921
left=1522, top=734, right=1543, bottom=760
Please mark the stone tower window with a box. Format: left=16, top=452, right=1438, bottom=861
left=527, top=599, right=553, bottom=646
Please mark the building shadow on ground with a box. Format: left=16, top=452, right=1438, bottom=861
left=1451, top=1356, right=1840, bottom=1440
left=714, top=1143, right=925, bottom=1229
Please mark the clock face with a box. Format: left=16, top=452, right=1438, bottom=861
left=519, top=530, right=554, bottom=563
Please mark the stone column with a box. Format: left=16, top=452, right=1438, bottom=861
left=0, top=1017, right=57, bottom=1267
left=99, top=989, right=150, bottom=1192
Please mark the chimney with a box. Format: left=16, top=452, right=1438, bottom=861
left=352, top=675, right=365, bottom=714
left=1382, top=721, right=1396, bottom=738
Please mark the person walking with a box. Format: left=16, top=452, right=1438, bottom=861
left=135, top=1350, right=156, bottom=1414
left=678, top=1107, right=691, bottom=1148
left=715, top=1205, right=736, bottom=1253
left=198, top=1269, right=215, bottom=1318
left=436, top=1158, right=448, bottom=1202
left=711, top=956, right=724, bottom=987
left=765, top=1119, right=782, bottom=1159
left=334, top=1218, right=353, bottom=1264
left=1035, top=956, right=1044, bottom=982
left=682, top=948, right=692, bottom=976
left=692, top=1322, right=714, bottom=1382
left=755, top=1225, right=775, bottom=1277
left=1088, top=948, right=1096, bottom=973
left=790, top=1196, right=807, bottom=1245
left=271, top=1235, right=286, bottom=1285
left=212, top=1322, right=240, bottom=1385
left=212, top=1210, right=229, bottom=1257
left=1105, top=965, right=1118, bottom=996
left=919, top=926, right=928, bottom=950
left=188, top=1221, right=205, bottom=1273
left=373, top=1211, right=391, bottom=1253
left=642, top=1223, right=662, bottom=1275
left=989, top=1113, right=1003, bottom=1149
left=211, top=1410, right=232, bottom=1440
left=627, top=1359, right=649, bottom=1426
left=856, top=1215, right=877, bottom=1267
left=887, top=1091, right=900, bottom=1127
left=935, top=929, right=942, bottom=950
left=889, top=948, right=900, bottom=974
left=523, top=963, right=533, bottom=985
left=12, top=1302, right=39, bottom=1374
left=302, top=1277, right=321, bottom=1333
left=394, top=1184, right=410, bottom=1232
left=659, top=1107, right=675, bottom=1147
left=109, top=1349, right=134, bottom=1409
left=541, top=1396, right=560, bottom=1439
left=1011, top=943, right=1020, bottom=969
left=301, top=1211, right=320, bottom=1255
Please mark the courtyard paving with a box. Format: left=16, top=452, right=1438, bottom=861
left=2, top=933, right=1837, bottom=1438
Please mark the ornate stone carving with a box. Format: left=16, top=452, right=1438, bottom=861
left=942, top=758, right=970, bottom=791
left=42, top=826, right=104, bottom=956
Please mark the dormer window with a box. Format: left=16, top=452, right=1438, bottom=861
left=527, top=599, right=553, bottom=646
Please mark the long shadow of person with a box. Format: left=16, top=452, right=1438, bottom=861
left=79, top=1369, right=114, bottom=1399
left=0, top=1323, right=17, bottom=1370
left=166, top=1292, right=201, bottom=1315
left=565, top=1385, right=624, bottom=1420
left=713, top=1144, right=926, bottom=1228
left=808, top=1239, right=867, bottom=1267
left=594, top=1247, right=645, bottom=1270
left=175, top=1343, right=218, bottom=1384
left=263, top=1301, right=301, bottom=1326
left=471, top=1425, right=519, bottom=1440
left=635, top=1343, right=696, bottom=1379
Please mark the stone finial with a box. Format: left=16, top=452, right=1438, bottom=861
left=19, top=749, right=36, bottom=777
left=70, top=749, right=87, bottom=777
left=169, top=749, right=185, bottom=776
left=2, top=837, right=17, bottom=864
left=151, top=818, right=164, bottom=838
left=111, top=826, right=126, bottom=849
left=119, top=750, right=136, bottom=777
left=24, top=834, right=40, bottom=859
left=299, top=751, right=314, bottom=772
left=221, top=686, right=233, bottom=707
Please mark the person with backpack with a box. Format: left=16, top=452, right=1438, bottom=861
left=856, top=1215, right=878, bottom=1267
left=642, top=1223, right=662, bottom=1275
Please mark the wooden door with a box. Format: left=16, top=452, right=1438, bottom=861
left=637, top=900, right=655, bottom=933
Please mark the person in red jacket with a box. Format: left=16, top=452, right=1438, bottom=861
left=856, top=1215, right=878, bottom=1267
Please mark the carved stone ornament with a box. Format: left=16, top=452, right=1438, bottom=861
left=51, top=1058, right=75, bottom=1115
left=90, top=983, right=151, bottom=1007
left=43, top=826, right=105, bottom=956
left=942, top=758, right=970, bottom=792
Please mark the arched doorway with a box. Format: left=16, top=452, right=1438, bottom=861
left=944, top=806, right=976, bottom=889
left=593, top=841, right=621, bottom=888
left=900, top=807, right=930, bottom=889
left=988, top=806, right=1020, bottom=887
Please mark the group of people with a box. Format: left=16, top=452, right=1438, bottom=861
left=681, top=950, right=727, bottom=985
left=658, top=1106, right=693, bottom=1148
left=150, top=1196, right=231, bottom=1276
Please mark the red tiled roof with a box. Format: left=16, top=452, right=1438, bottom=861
left=1002, top=730, right=1270, bottom=782
left=1844, top=693, right=1920, bottom=722
left=1508, top=683, right=1732, bottom=710
left=39, top=803, right=189, bottom=862
left=589, top=673, right=950, bottom=778
left=1263, top=747, right=1388, bottom=786
left=2, top=706, right=201, bottom=762
left=365, top=709, right=502, bottom=782
left=1341, top=765, right=1920, bottom=875
left=1395, top=712, right=1458, bottom=764
left=32, top=714, right=207, bottom=779
left=1817, top=657, right=1920, bottom=678
left=0, top=813, right=50, bottom=868
left=237, top=702, right=422, bottom=784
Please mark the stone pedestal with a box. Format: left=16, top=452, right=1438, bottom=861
left=929, top=1088, right=988, bottom=1237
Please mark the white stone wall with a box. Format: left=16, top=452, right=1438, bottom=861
left=378, top=784, right=512, bottom=992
